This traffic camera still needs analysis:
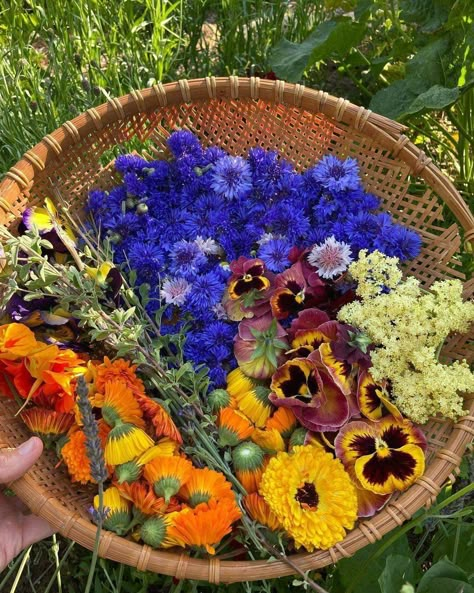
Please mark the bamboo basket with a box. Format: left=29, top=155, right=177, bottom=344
left=0, top=77, right=473, bottom=585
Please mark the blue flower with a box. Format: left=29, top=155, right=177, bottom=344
left=182, top=194, right=227, bottom=238
left=184, top=270, right=225, bottom=317
left=373, top=220, right=422, bottom=261
left=203, top=146, right=227, bottom=165
left=87, top=189, right=108, bottom=217
left=248, top=148, right=298, bottom=199
left=211, top=156, right=252, bottom=200
left=258, top=237, right=292, bottom=272
left=123, top=172, right=147, bottom=197
left=167, top=130, right=203, bottom=160
left=115, top=154, right=149, bottom=175
left=342, top=212, right=380, bottom=253
left=103, top=212, right=141, bottom=238
left=169, top=239, right=207, bottom=279
left=128, top=241, right=165, bottom=282
left=264, top=200, right=310, bottom=243
left=311, top=155, right=360, bottom=194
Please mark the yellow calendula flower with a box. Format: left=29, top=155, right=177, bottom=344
left=260, top=446, right=357, bottom=551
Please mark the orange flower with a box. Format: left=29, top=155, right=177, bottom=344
left=232, top=441, right=266, bottom=493
left=167, top=498, right=242, bottom=554
left=101, top=380, right=145, bottom=429
left=21, top=407, right=74, bottom=440
left=116, top=481, right=181, bottom=516
left=243, top=493, right=281, bottom=531
left=179, top=468, right=236, bottom=508
left=144, top=456, right=193, bottom=502
left=95, top=357, right=145, bottom=397
left=135, top=394, right=182, bottom=444
left=217, top=407, right=254, bottom=447
left=265, top=407, right=297, bottom=438
left=62, top=421, right=111, bottom=484
left=236, top=467, right=264, bottom=494
left=0, top=323, right=38, bottom=360
left=250, top=428, right=285, bottom=453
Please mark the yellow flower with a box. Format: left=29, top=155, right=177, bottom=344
left=94, top=486, right=132, bottom=535
left=226, top=368, right=272, bottom=427
left=260, top=446, right=357, bottom=551
left=0, top=323, right=39, bottom=360
left=251, top=428, right=285, bottom=453
left=105, top=423, right=154, bottom=466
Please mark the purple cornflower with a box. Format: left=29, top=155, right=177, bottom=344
left=257, top=237, right=292, bottom=273
left=160, top=277, right=191, bottom=306
left=311, top=155, right=360, bottom=194
left=211, top=156, right=252, bottom=200
left=169, top=239, right=207, bottom=278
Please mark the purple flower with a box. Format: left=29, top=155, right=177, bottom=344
left=257, top=237, right=291, bottom=273
left=211, top=156, right=252, bottom=200
left=311, top=155, right=360, bottom=194
left=160, top=277, right=191, bottom=306
left=169, top=239, right=207, bottom=278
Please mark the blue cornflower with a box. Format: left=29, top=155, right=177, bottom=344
left=373, top=221, right=422, bottom=261
left=123, top=172, right=147, bottom=197
left=311, top=155, right=360, bottom=194
left=167, top=130, right=203, bottom=160
left=103, top=212, right=141, bottom=238
left=342, top=212, right=380, bottom=253
left=258, top=237, right=292, bottom=272
left=86, top=189, right=108, bottom=217
left=185, top=270, right=225, bottom=316
left=264, top=200, right=311, bottom=243
left=115, top=154, right=149, bottom=175
left=128, top=241, right=165, bottom=281
left=211, top=156, right=252, bottom=200
left=157, top=207, right=189, bottom=247
left=182, top=194, right=227, bottom=238
left=169, top=239, right=207, bottom=278
left=249, top=148, right=297, bottom=199
left=201, top=320, right=236, bottom=350
left=203, top=146, right=226, bottom=165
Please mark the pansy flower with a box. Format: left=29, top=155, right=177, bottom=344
left=269, top=348, right=357, bottom=432
left=357, top=371, right=403, bottom=422
left=234, top=314, right=288, bottom=379
left=227, top=257, right=271, bottom=300
left=23, top=197, right=76, bottom=251
left=335, top=416, right=427, bottom=495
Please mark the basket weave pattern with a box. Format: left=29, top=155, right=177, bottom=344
left=0, top=77, right=473, bottom=584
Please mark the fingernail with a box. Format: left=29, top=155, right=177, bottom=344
left=17, top=438, right=36, bottom=456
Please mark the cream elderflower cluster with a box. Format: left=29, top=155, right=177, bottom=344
left=339, top=253, right=474, bottom=424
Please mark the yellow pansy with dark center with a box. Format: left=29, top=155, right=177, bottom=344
left=228, top=259, right=270, bottom=299
left=357, top=371, right=403, bottom=422
left=286, top=329, right=331, bottom=358
left=271, top=359, right=319, bottom=402
left=335, top=416, right=427, bottom=495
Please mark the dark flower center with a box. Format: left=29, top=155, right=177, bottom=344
left=295, top=482, right=319, bottom=509
left=329, top=164, right=345, bottom=179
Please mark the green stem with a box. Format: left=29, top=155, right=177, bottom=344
left=43, top=541, right=76, bottom=593
left=85, top=483, right=104, bottom=593
left=9, top=546, right=31, bottom=593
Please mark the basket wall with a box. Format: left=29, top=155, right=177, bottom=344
left=0, top=77, right=473, bottom=584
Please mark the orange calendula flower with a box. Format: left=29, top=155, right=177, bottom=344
left=21, top=407, right=74, bottom=442
left=243, top=493, right=281, bottom=531
left=179, top=467, right=236, bottom=508
left=115, top=439, right=179, bottom=484
left=95, top=357, right=146, bottom=398
left=0, top=323, right=39, bottom=360
left=101, top=380, right=145, bottom=429
left=116, top=481, right=180, bottom=516
left=62, top=421, right=111, bottom=484
left=232, top=441, right=265, bottom=493
left=167, top=498, right=242, bottom=554
left=226, top=367, right=272, bottom=427
left=144, top=456, right=193, bottom=503
left=335, top=416, right=427, bottom=495
left=357, top=371, right=403, bottom=422
left=135, top=394, right=183, bottom=444
left=217, top=407, right=254, bottom=447
left=265, top=407, right=297, bottom=439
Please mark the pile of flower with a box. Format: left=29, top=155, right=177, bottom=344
left=0, top=130, right=473, bottom=557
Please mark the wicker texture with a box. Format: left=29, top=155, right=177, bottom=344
left=0, top=77, right=473, bottom=584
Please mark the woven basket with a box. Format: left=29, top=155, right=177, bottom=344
left=0, top=77, right=473, bottom=585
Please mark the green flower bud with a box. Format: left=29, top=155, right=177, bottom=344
left=232, top=441, right=264, bottom=472
left=208, top=388, right=231, bottom=412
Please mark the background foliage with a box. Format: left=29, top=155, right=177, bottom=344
left=0, top=0, right=473, bottom=591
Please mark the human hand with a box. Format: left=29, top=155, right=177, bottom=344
left=0, top=437, right=55, bottom=571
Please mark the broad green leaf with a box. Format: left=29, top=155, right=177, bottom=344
left=269, top=19, right=365, bottom=82
left=333, top=533, right=411, bottom=593
left=400, top=0, right=451, bottom=32
left=417, top=558, right=474, bottom=593
left=432, top=523, right=474, bottom=574
left=378, top=554, right=416, bottom=593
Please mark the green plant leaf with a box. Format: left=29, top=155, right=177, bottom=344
left=269, top=18, right=365, bottom=82
left=400, top=0, right=451, bottom=32
left=417, top=558, right=474, bottom=593
left=432, top=523, right=474, bottom=574
left=378, top=554, right=416, bottom=593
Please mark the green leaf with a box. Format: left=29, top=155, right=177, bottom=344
left=378, top=554, right=415, bottom=593
left=432, top=523, right=474, bottom=574
left=269, top=18, right=365, bottom=82
left=334, top=533, right=411, bottom=593
left=417, top=558, right=474, bottom=593
left=400, top=0, right=451, bottom=32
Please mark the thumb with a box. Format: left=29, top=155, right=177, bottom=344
left=0, top=437, right=44, bottom=484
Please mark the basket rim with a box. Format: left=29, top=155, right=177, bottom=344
left=0, top=76, right=473, bottom=584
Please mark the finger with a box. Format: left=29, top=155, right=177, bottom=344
left=21, top=514, right=56, bottom=548
left=0, top=437, right=44, bottom=484
left=0, top=491, right=29, bottom=514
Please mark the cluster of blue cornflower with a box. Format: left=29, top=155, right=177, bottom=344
left=86, top=130, right=421, bottom=388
